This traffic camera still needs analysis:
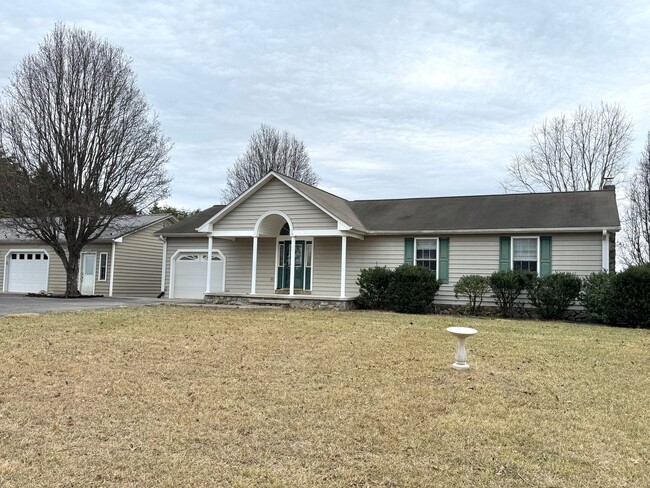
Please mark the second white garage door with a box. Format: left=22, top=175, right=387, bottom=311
left=173, top=253, right=224, bottom=299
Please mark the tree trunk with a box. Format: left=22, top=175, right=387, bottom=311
left=65, top=253, right=81, bottom=297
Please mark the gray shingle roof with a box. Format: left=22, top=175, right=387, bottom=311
left=156, top=205, right=226, bottom=236
left=158, top=173, right=620, bottom=236
left=349, top=189, right=620, bottom=232
left=0, top=214, right=174, bottom=243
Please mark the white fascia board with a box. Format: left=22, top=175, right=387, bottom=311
left=210, top=230, right=255, bottom=237
left=363, top=226, right=621, bottom=235
left=293, top=229, right=364, bottom=239
left=196, top=173, right=277, bottom=233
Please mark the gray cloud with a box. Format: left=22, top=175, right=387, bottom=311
left=1, top=0, right=650, bottom=208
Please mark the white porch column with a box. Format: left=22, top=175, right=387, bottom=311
left=289, top=236, right=296, bottom=296
left=251, top=236, right=258, bottom=294
left=340, top=235, right=347, bottom=298
left=205, top=236, right=213, bottom=294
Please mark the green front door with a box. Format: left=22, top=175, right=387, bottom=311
left=277, top=240, right=306, bottom=290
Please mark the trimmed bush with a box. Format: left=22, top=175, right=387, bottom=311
left=580, top=272, right=614, bottom=323
left=386, top=264, right=441, bottom=314
left=527, top=272, right=582, bottom=320
left=609, top=264, right=650, bottom=328
left=454, top=275, right=490, bottom=314
left=356, top=266, right=394, bottom=310
left=489, top=270, right=535, bottom=317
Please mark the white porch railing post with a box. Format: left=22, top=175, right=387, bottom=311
left=251, top=236, right=258, bottom=294
left=289, top=236, right=296, bottom=296
left=205, top=236, right=213, bottom=294
left=340, top=235, right=347, bottom=298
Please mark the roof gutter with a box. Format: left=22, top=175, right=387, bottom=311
left=361, top=226, right=621, bottom=235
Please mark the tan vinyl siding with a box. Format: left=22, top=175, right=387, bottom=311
left=311, top=237, right=342, bottom=296
left=215, top=179, right=338, bottom=231
left=345, top=233, right=604, bottom=305
left=345, top=236, right=404, bottom=295
left=255, top=238, right=276, bottom=294
left=552, top=233, right=603, bottom=276
left=112, top=220, right=169, bottom=297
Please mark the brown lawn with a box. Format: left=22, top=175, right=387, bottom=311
left=0, top=306, right=648, bottom=487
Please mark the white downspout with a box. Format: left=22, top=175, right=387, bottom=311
left=340, top=235, right=347, bottom=299
left=160, top=236, right=167, bottom=294
left=109, top=240, right=118, bottom=297
left=602, top=230, right=610, bottom=272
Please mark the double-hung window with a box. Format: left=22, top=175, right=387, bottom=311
left=512, top=237, right=538, bottom=272
left=415, top=238, right=437, bottom=274
left=99, top=252, right=108, bottom=281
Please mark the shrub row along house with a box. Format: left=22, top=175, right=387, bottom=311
left=156, top=172, right=619, bottom=309
left=0, top=215, right=176, bottom=296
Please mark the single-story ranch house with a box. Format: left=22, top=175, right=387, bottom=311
left=157, top=172, right=619, bottom=309
left=0, top=214, right=176, bottom=296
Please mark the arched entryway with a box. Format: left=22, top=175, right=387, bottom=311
left=252, top=212, right=312, bottom=296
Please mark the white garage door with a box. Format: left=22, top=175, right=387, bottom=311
left=173, top=253, right=224, bottom=299
left=6, top=251, right=49, bottom=293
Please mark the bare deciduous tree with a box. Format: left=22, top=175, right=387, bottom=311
left=502, top=102, right=633, bottom=192
left=221, top=124, right=319, bottom=202
left=0, top=24, right=171, bottom=296
left=622, top=134, right=650, bottom=266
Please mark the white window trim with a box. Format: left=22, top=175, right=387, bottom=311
left=414, top=237, right=439, bottom=278
left=2, top=249, right=51, bottom=293
left=511, top=236, right=541, bottom=273
left=98, top=252, right=108, bottom=281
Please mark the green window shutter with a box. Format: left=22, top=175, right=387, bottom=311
left=540, top=236, right=552, bottom=277
left=404, top=238, right=414, bottom=265
left=499, top=236, right=511, bottom=271
left=438, top=237, right=449, bottom=283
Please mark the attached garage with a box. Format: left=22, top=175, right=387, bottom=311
left=172, top=252, right=224, bottom=299
left=3, top=250, right=50, bottom=293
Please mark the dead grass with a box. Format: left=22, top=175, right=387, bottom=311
left=0, top=307, right=648, bottom=487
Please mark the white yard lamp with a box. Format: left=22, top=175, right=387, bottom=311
left=446, top=327, right=478, bottom=371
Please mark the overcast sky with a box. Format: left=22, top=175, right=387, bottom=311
left=2, top=1, right=650, bottom=209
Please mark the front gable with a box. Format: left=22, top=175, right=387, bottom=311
left=211, top=177, right=339, bottom=232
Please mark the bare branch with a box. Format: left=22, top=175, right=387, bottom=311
left=621, top=133, right=650, bottom=266
left=221, top=124, right=319, bottom=202
left=0, top=23, right=171, bottom=296
left=501, top=102, right=632, bottom=193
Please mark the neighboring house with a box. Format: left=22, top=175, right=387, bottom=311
left=157, top=172, right=620, bottom=309
left=0, top=214, right=177, bottom=296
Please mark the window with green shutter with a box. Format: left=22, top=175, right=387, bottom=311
left=499, top=236, right=511, bottom=271
left=404, top=238, right=414, bottom=265
left=438, top=237, right=449, bottom=283
left=404, top=237, right=449, bottom=282
left=539, top=236, right=552, bottom=276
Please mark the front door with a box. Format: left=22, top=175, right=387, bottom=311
left=277, top=240, right=305, bottom=290
left=80, top=253, right=96, bottom=295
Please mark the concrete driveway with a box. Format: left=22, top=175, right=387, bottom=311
left=0, top=293, right=164, bottom=317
